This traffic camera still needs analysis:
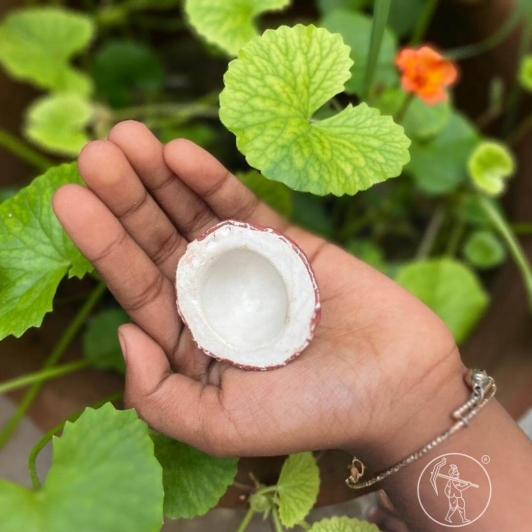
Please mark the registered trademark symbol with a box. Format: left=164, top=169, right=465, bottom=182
left=481, top=455, right=490, bottom=464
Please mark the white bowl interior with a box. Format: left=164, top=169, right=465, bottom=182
left=200, top=249, right=288, bottom=349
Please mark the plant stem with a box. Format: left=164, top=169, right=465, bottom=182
left=411, top=0, right=439, bottom=45
left=416, top=206, right=446, bottom=260
left=508, top=113, right=532, bottom=146
left=363, top=0, right=391, bottom=98
left=236, top=508, right=256, bottom=532
left=0, top=360, right=92, bottom=395
left=28, top=392, right=123, bottom=490
left=394, top=93, right=414, bottom=123
left=272, top=507, right=284, bottom=532
left=233, top=481, right=255, bottom=492
left=478, top=195, right=532, bottom=309
left=254, top=485, right=278, bottom=497
left=446, top=218, right=466, bottom=258
left=298, top=521, right=312, bottom=530
left=0, top=128, right=53, bottom=172
left=0, top=282, right=107, bottom=450
left=447, top=0, right=524, bottom=61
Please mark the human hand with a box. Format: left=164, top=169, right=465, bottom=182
left=53, top=121, right=464, bottom=462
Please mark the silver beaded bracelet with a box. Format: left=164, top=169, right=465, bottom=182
left=346, top=368, right=496, bottom=490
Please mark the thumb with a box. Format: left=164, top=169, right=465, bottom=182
left=118, top=323, right=230, bottom=455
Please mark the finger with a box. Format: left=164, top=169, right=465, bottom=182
left=53, top=184, right=181, bottom=357
left=163, top=139, right=289, bottom=231
left=120, top=323, right=237, bottom=456
left=78, top=140, right=187, bottom=280
left=108, top=121, right=219, bottom=239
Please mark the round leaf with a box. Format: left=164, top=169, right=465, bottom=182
left=277, top=452, right=320, bottom=528
left=407, top=112, right=480, bottom=195
left=463, top=230, right=506, bottom=269
left=220, top=24, right=410, bottom=196
left=25, top=94, right=92, bottom=156
left=519, top=55, right=532, bottom=92
left=0, top=164, right=92, bottom=340
left=185, top=0, right=290, bottom=56
left=93, top=40, right=165, bottom=108
left=151, top=431, right=238, bottom=520
left=396, top=259, right=489, bottom=343
left=0, top=404, right=164, bottom=532
left=237, top=170, right=293, bottom=217
left=320, top=9, right=397, bottom=96
left=468, top=140, right=515, bottom=196
left=0, top=7, right=94, bottom=94
left=83, top=308, right=129, bottom=373
left=309, top=516, right=380, bottom=532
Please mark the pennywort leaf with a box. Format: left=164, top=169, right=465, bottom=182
left=519, top=54, right=532, bottom=91
left=93, top=40, right=165, bottom=108
left=309, top=516, right=380, bottom=532
left=463, top=230, right=506, bottom=269
left=317, top=0, right=369, bottom=15
left=151, top=432, right=238, bottom=519
left=185, top=0, right=290, bottom=56
left=83, top=308, right=129, bottom=373
left=407, top=112, right=479, bottom=195
left=0, top=7, right=94, bottom=95
left=220, top=24, right=410, bottom=196
left=0, top=404, right=164, bottom=532
left=397, top=258, right=489, bottom=343
left=237, top=170, right=293, bottom=217
left=468, top=140, right=515, bottom=196
left=25, top=94, right=92, bottom=156
left=0, top=163, right=92, bottom=340
left=277, top=452, right=320, bottom=528
left=321, top=9, right=397, bottom=96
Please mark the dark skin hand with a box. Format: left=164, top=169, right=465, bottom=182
left=53, top=120, right=460, bottom=457
left=53, top=121, right=532, bottom=531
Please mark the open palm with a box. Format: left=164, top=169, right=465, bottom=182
left=54, top=121, right=461, bottom=459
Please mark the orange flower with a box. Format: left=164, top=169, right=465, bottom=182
left=395, top=46, right=458, bottom=105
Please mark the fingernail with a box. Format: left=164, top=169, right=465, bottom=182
left=118, top=331, right=127, bottom=362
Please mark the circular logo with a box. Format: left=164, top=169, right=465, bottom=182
left=417, top=453, right=491, bottom=527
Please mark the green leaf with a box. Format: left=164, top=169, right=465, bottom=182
left=373, top=88, right=451, bottom=140
left=396, top=259, right=489, bottom=343
left=388, top=0, right=424, bottom=37
left=93, top=40, right=165, bottom=108
left=0, top=163, right=92, bottom=340
left=83, top=308, right=129, bottom=373
left=0, top=404, right=163, bottom=532
left=292, top=193, right=334, bottom=237
left=237, top=170, right=293, bottom=217
left=277, top=452, right=320, bottom=528
left=0, top=7, right=94, bottom=94
left=321, top=10, right=397, bottom=96
left=185, top=0, right=290, bottom=56
left=156, top=123, right=216, bottom=148
left=407, top=112, right=480, bottom=195
left=309, top=516, right=380, bottom=532
left=463, top=230, right=506, bottom=269
left=151, top=431, right=238, bottom=519
left=25, top=94, right=92, bottom=156
left=519, top=54, right=532, bottom=91
left=468, top=140, right=515, bottom=196
left=317, top=0, right=369, bottom=15
left=220, top=24, right=410, bottom=196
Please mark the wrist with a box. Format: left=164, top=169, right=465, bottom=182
left=346, top=348, right=467, bottom=471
